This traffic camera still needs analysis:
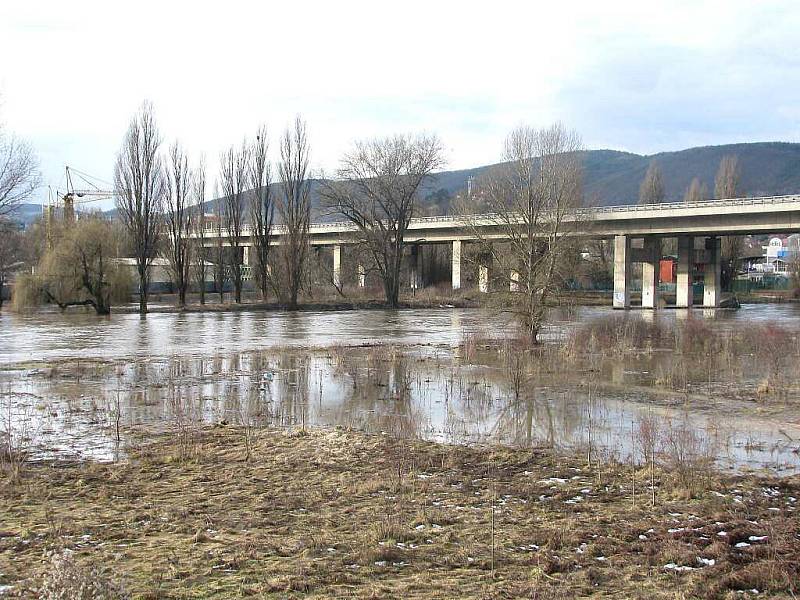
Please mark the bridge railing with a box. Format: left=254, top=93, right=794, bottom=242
left=196, top=193, right=800, bottom=238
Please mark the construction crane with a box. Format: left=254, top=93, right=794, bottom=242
left=45, top=166, right=116, bottom=248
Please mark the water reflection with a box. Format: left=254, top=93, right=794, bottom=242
left=2, top=337, right=798, bottom=474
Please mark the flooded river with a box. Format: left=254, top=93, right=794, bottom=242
left=2, top=305, right=800, bottom=473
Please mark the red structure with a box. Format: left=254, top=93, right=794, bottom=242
left=660, top=258, right=676, bottom=283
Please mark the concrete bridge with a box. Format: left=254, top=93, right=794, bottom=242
left=199, top=194, right=800, bottom=309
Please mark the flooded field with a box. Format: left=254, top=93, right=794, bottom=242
left=2, top=305, right=800, bottom=473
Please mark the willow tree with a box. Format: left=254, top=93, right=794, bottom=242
left=321, top=133, right=445, bottom=307
left=114, top=102, right=165, bottom=315
left=35, top=216, right=130, bottom=315
left=467, top=123, right=583, bottom=343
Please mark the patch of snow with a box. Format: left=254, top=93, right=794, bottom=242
left=717, top=531, right=728, bottom=537
left=697, top=557, right=716, bottom=567
left=748, top=536, right=767, bottom=542
left=735, top=542, right=751, bottom=548
left=664, top=563, right=694, bottom=572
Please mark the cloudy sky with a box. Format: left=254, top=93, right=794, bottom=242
left=1, top=0, right=799, bottom=205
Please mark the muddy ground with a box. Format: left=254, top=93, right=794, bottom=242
left=1, top=427, right=798, bottom=599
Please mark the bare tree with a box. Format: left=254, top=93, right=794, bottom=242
left=276, top=116, right=311, bottom=310
left=213, top=192, right=227, bottom=303
left=683, top=177, right=707, bottom=203
left=114, top=102, right=165, bottom=315
left=248, top=125, right=274, bottom=301
left=715, top=155, right=743, bottom=290
left=0, top=219, right=22, bottom=310
left=321, top=133, right=445, bottom=307
left=0, top=120, right=40, bottom=217
left=465, top=123, right=583, bottom=343
left=715, top=155, right=741, bottom=199
left=194, top=156, right=207, bottom=305
left=638, top=161, right=665, bottom=204
left=164, top=142, right=194, bottom=307
left=219, top=142, right=249, bottom=304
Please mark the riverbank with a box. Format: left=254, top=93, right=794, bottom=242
left=1, top=427, right=798, bottom=598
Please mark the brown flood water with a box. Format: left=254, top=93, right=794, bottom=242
left=1, top=305, right=800, bottom=473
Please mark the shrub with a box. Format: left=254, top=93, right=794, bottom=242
left=39, top=550, right=128, bottom=600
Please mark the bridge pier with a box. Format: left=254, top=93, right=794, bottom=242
left=613, top=235, right=630, bottom=309
left=704, top=236, right=721, bottom=307
left=451, top=240, right=461, bottom=290
left=676, top=235, right=694, bottom=308
left=478, top=261, right=490, bottom=293
left=243, top=245, right=250, bottom=267
left=641, top=237, right=661, bottom=309
left=357, top=264, right=366, bottom=288
left=333, top=245, right=342, bottom=289
left=410, top=245, right=422, bottom=290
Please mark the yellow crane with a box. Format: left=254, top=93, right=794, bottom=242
left=45, top=166, right=115, bottom=248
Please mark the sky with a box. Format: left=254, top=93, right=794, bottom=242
left=1, top=0, right=799, bottom=208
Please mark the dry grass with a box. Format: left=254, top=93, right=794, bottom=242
left=0, top=427, right=797, bottom=598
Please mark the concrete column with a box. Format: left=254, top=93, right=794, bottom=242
left=676, top=235, right=694, bottom=308
left=641, top=237, right=661, bottom=309
left=613, top=235, right=630, bottom=309
left=242, top=245, right=250, bottom=266
left=357, top=264, right=366, bottom=288
left=332, top=245, right=342, bottom=289
left=451, top=240, right=462, bottom=290
left=410, top=245, right=422, bottom=290
left=704, top=236, right=721, bottom=308
left=478, top=263, right=490, bottom=293
left=510, top=270, right=520, bottom=292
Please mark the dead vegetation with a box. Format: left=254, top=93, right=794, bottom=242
left=0, top=427, right=798, bottom=599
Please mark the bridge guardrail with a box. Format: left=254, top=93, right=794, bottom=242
left=198, top=194, right=800, bottom=238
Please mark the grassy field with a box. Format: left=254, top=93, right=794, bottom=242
left=1, top=426, right=798, bottom=598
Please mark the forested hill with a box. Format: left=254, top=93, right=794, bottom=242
left=421, top=142, right=800, bottom=211
left=11, top=141, right=800, bottom=227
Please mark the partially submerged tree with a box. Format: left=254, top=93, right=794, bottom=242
left=213, top=194, right=227, bottom=303
left=193, top=156, right=208, bottom=305
left=114, top=102, right=165, bottom=315
left=715, top=155, right=743, bottom=290
left=0, top=117, right=40, bottom=217
left=220, top=142, right=249, bottom=304
left=321, top=133, right=445, bottom=307
left=465, top=123, right=583, bottom=343
left=639, top=162, right=665, bottom=204
left=683, top=177, right=708, bottom=203
left=164, top=142, right=194, bottom=307
left=0, top=219, right=23, bottom=310
left=276, top=116, right=311, bottom=310
left=248, top=126, right=274, bottom=301
left=35, top=216, right=130, bottom=315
